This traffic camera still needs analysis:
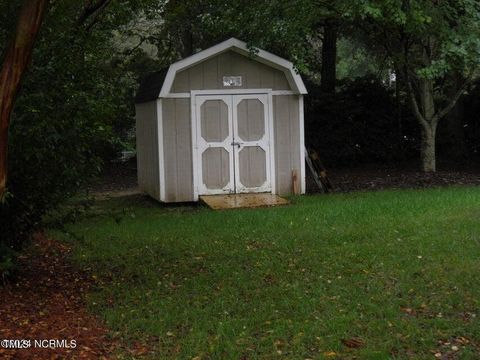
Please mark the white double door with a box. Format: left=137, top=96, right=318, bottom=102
left=195, top=94, right=272, bottom=195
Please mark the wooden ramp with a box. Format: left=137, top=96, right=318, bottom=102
left=200, top=193, right=289, bottom=210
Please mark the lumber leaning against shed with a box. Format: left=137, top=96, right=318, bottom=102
left=305, top=147, right=333, bottom=193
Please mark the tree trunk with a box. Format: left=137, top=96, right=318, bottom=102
left=320, top=20, right=337, bottom=94
left=180, top=30, right=194, bottom=57
left=419, top=78, right=435, bottom=121
left=406, top=36, right=471, bottom=173
left=0, top=0, right=49, bottom=198
left=421, top=122, right=437, bottom=172
left=418, top=78, right=437, bottom=172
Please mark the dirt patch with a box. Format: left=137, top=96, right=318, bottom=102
left=307, top=165, right=480, bottom=193
left=91, top=159, right=480, bottom=197
left=0, top=233, right=118, bottom=359
left=88, top=160, right=140, bottom=199
left=89, top=160, right=138, bottom=195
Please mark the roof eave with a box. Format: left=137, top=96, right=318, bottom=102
left=158, top=37, right=307, bottom=97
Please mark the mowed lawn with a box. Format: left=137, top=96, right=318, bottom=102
left=51, top=187, right=480, bottom=359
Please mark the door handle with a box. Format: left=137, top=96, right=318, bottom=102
left=231, top=141, right=243, bottom=148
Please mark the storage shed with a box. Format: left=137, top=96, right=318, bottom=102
left=135, top=38, right=307, bottom=202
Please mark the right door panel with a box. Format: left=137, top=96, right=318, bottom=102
left=233, top=95, right=271, bottom=193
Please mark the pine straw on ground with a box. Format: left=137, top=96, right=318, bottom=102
left=307, top=166, right=480, bottom=193
left=0, top=233, right=120, bottom=359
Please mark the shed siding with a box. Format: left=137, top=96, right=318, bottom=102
left=160, top=95, right=301, bottom=200
left=172, top=51, right=291, bottom=92
left=162, top=98, right=195, bottom=202
left=135, top=101, right=160, bottom=200
left=273, top=95, right=301, bottom=195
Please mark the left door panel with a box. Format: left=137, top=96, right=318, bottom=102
left=195, top=96, right=234, bottom=195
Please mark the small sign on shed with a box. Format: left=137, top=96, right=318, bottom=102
left=223, top=76, right=242, bottom=87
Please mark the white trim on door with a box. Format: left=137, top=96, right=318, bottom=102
left=156, top=99, right=166, bottom=201
left=164, top=93, right=190, bottom=98
left=232, top=94, right=272, bottom=193
left=195, top=95, right=235, bottom=196
left=299, top=95, right=306, bottom=194
left=267, top=92, right=276, bottom=194
left=191, top=89, right=275, bottom=197
left=190, top=95, right=199, bottom=201
left=162, top=90, right=295, bottom=99
left=192, top=89, right=272, bottom=96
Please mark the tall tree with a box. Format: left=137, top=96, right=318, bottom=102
left=0, top=0, right=160, bottom=250
left=320, top=19, right=338, bottom=93
left=0, top=0, right=49, bottom=199
left=352, top=0, right=480, bottom=172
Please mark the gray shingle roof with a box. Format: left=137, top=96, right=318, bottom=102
left=135, top=68, right=168, bottom=103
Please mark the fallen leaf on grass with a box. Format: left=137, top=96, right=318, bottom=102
left=129, top=344, right=150, bottom=356
left=0, top=232, right=127, bottom=360
left=323, top=351, right=337, bottom=357
left=341, top=337, right=365, bottom=348
left=400, top=307, right=417, bottom=316
left=455, top=336, right=470, bottom=345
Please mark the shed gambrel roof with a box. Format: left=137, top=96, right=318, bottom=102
left=136, top=38, right=307, bottom=103
left=161, top=38, right=307, bottom=96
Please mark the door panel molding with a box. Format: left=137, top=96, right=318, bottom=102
left=232, top=94, right=272, bottom=193
left=195, top=95, right=234, bottom=195
left=192, top=91, right=275, bottom=198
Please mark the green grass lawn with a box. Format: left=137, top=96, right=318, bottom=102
left=51, top=187, right=480, bottom=359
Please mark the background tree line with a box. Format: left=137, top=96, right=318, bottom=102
left=1, top=0, right=480, bottom=275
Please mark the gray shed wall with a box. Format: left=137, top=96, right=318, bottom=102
left=272, top=95, right=301, bottom=195
left=172, top=50, right=291, bottom=93
left=135, top=101, right=160, bottom=200
left=146, top=50, right=304, bottom=202
left=162, top=98, right=194, bottom=202
left=160, top=95, right=302, bottom=201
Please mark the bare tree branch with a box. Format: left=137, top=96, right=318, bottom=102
left=406, top=78, right=429, bottom=129
left=402, top=37, right=429, bottom=129
left=77, top=0, right=112, bottom=27
left=433, top=75, right=474, bottom=125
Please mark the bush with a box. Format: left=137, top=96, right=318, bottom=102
left=0, top=78, right=108, bottom=275
left=305, top=76, right=418, bottom=167
left=0, top=247, right=16, bottom=283
left=462, top=81, right=480, bottom=160
left=0, top=3, right=137, bottom=278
